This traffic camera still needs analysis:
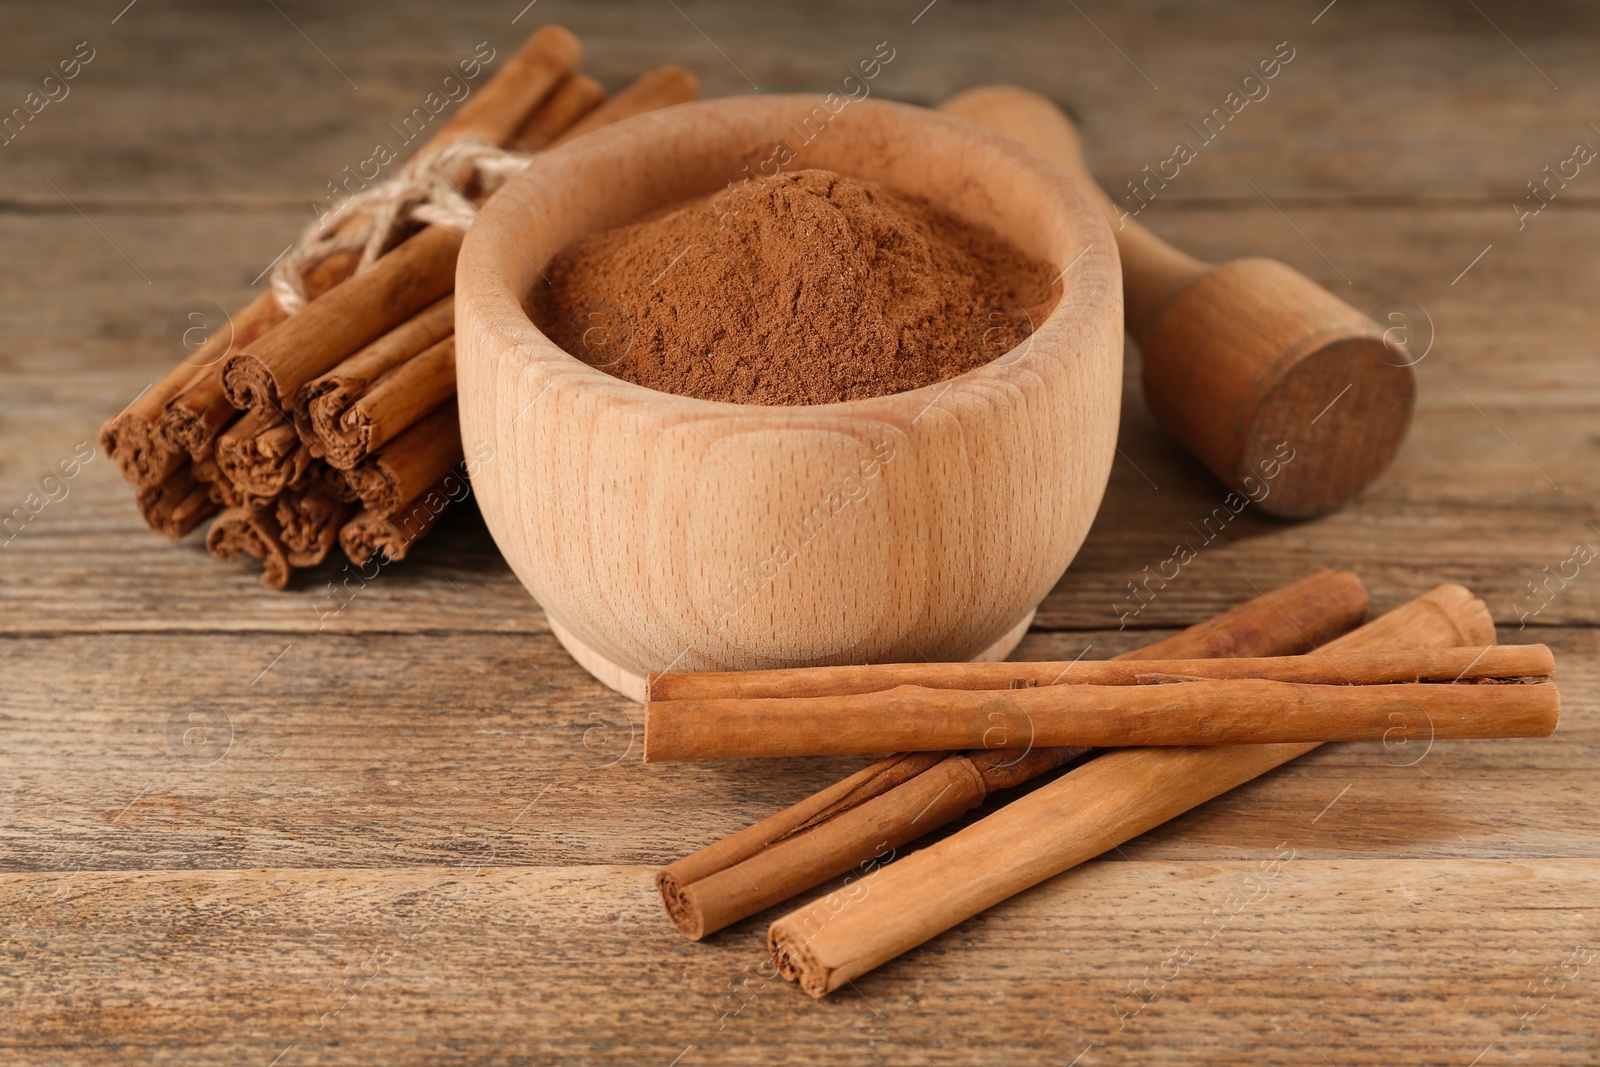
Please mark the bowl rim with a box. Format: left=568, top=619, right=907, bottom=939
left=459, top=93, right=1117, bottom=418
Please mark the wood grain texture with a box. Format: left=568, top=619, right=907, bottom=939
left=3, top=861, right=1597, bottom=1066
left=1, top=2, right=1597, bottom=206
left=1, top=628, right=1593, bottom=873
left=2, top=0, right=1597, bottom=1063
left=5, top=200, right=1598, bottom=634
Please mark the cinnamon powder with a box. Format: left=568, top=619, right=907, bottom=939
left=531, top=168, right=1058, bottom=405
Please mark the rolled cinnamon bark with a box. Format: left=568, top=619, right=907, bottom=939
left=101, top=362, right=196, bottom=487
left=276, top=486, right=356, bottom=568
left=511, top=72, right=605, bottom=151
left=295, top=297, right=456, bottom=468
left=312, top=336, right=456, bottom=471
left=103, top=283, right=284, bottom=483
left=436, top=25, right=580, bottom=147
left=547, top=65, right=700, bottom=148
left=651, top=675, right=1557, bottom=759
left=159, top=251, right=362, bottom=460
left=108, top=25, right=576, bottom=491
left=656, top=569, right=1367, bottom=940
left=768, top=583, right=1498, bottom=997
left=344, top=405, right=463, bottom=516
left=134, top=465, right=219, bottom=540
left=218, top=26, right=581, bottom=422
left=214, top=409, right=313, bottom=502
left=160, top=293, right=280, bottom=458
left=649, top=568, right=1370, bottom=701
left=644, top=645, right=1556, bottom=761
left=338, top=474, right=462, bottom=565
left=221, top=226, right=464, bottom=420
left=205, top=505, right=292, bottom=590
left=189, top=454, right=240, bottom=508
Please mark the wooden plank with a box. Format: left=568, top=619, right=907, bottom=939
left=2, top=203, right=1598, bottom=634
left=0, top=486, right=546, bottom=635
left=0, top=210, right=359, bottom=346
left=3, top=3, right=1596, bottom=1066
left=1, top=627, right=1592, bottom=874
left=3, top=859, right=1596, bottom=1065
left=5, top=412, right=1592, bottom=635
left=2, top=398, right=1595, bottom=635
left=1, top=3, right=1597, bottom=206
left=6, top=51, right=1593, bottom=633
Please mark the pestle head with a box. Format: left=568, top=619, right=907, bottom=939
left=1140, top=258, right=1416, bottom=519
left=935, top=87, right=1416, bottom=519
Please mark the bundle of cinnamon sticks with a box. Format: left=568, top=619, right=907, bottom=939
left=650, top=570, right=1559, bottom=997
left=101, top=26, right=700, bottom=588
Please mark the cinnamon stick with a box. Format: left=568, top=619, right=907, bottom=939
left=276, top=486, right=356, bottom=568
left=547, top=65, right=700, bottom=148
left=102, top=267, right=326, bottom=487
left=338, top=473, right=462, bottom=566
left=294, top=295, right=454, bottom=422
left=159, top=251, right=361, bottom=459
left=644, top=645, right=1557, bottom=761
left=205, top=505, right=292, bottom=590
left=296, top=297, right=456, bottom=468
left=768, top=583, right=1499, bottom=996
left=510, top=72, right=605, bottom=151
left=190, top=453, right=244, bottom=508
left=649, top=568, right=1371, bottom=701
left=108, top=24, right=576, bottom=495
left=134, top=466, right=219, bottom=540
left=653, top=673, right=1557, bottom=759
left=435, top=25, right=580, bottom=147
left=214, top=409, right=313, bottom=502
left=101, top=361, right=196, bottom=487
left=221, top=226, right=464, bottom=420
left=344, top=405, right=463, bottom=516
left=655, top=568, right=1367, bottom=940
left=219, top=26, right=581, bottom=421
left=310, top=336, right=456, bottom=471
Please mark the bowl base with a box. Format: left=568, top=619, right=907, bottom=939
left=548, top=609, right=1040, bottom=703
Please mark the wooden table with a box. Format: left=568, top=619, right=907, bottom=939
left=3, top=3, right=1596, bottom=1063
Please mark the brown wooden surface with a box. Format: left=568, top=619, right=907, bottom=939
left=2, top=2, right=1596, bottom=1064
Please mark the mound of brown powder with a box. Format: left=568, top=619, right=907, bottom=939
left=531, top=168, right=1059, bottom=405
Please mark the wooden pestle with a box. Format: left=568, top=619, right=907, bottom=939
left=939, top=86, right=1416, bottom=519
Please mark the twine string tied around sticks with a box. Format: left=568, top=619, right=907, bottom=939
left=270, top=137, right=533, bottom=313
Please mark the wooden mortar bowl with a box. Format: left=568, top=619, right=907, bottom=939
left=456, top=95, right=1121, bottom=701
